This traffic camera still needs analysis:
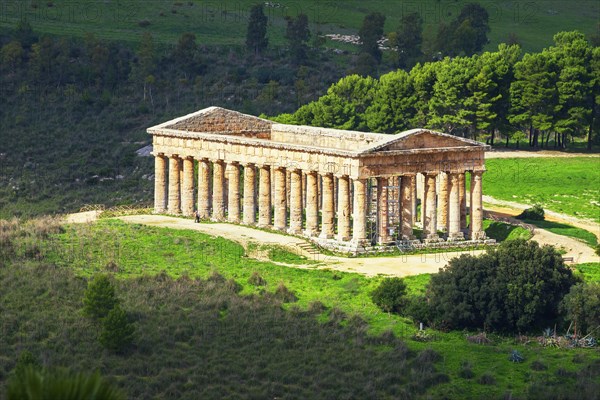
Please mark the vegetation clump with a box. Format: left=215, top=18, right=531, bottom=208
left=517, top=204, right=545, bottom=221
left=418, top=240, right=576, bottom=332
left=371, top=277, right=408, bottom=313
left=82, top=274, right=118, bottom=320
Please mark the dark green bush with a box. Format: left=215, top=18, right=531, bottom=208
left=82, top=274, right=118, bottom=320
left=426, top=240, right=576, bottom=332
left=517, top=204, right=545, bottom=220
left=99, top=305, right=135, bottom=353
left=371, top=278, right=408, bottom=313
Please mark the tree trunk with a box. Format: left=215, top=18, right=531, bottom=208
left=505, top=135, right=509, bottom=148
left=490, top=129, right=495, bottom=146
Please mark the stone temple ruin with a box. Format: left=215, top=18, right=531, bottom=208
left=149, top=107, right=492, bottom=253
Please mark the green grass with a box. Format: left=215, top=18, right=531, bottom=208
left=1, top=0, right=597, bottom=52
left=26, top=219, right=598, bottom=399
left=485, top=158, right=600, bottom=223
left=522, top=219, right=599, bottom=248
left=576, top=263, right=600, bottom=283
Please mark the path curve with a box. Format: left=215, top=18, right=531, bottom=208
left=63, top=211, right=598, bottom=277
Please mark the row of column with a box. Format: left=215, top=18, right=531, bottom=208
left=154, top=154, right=485, bottom=245
left=154, top=154, right=369, bottom=244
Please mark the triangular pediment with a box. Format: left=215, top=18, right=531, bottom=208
left=152, top=106, right=273, bottom=139
left=362, top=129, right=485, bottom=153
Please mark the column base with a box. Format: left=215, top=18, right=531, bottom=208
left=304, top=228, right=319, bottom=237
left=447, top=232, right=465, bottom=241
left=154, top=208, right=166, bottom=214
left=424, top=234, right=443, bottom=243
left=228, top=217, right=240, bottom=224
left=288, top=227, right=303, bottom=235
left=471, top=231, right=487, bottom=241
left=319, top=231, right=334, bottom=240
left=257, top=223, right=272, bottom=229
left=351, top=238, right=369, bottom=248
left=337, top=234, right=351, bottom=243
left=377, top=236, right=394, bottom=246
left=274, top=225, right=287, bottom=232
left=167, top=209, right=182, bottom=215
left=402, top=234, right=416, bottom=241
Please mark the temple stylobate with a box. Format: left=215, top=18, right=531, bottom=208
left=149, top=107, right=490, bottom=253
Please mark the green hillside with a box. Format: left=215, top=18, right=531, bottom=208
left=1, top=0, right=597, bottom=52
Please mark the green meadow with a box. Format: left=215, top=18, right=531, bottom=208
left=2, top=218, right=593, bottom=399
left=0, top=0, right=597, bottom=52
left=484, top=157, right=600, bottom=224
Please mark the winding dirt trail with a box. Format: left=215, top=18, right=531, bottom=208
left=62, top=211, right=598, bottom=278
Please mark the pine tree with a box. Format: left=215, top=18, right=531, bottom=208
left=82, top=274, right=118, bottom=320
left=358, top=12, right=386, bottom=64
left=99, top=305, right=135, bottom=353
left=394, top=12, right=423, bottom=68
left=285, top=14, right=311, bottom=65
left=246, top=4, right=268, bottom=55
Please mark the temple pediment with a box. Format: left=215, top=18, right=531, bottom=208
left=362, top=129, right=485, bottom=154
left=156, top=106, right=273, bottom=139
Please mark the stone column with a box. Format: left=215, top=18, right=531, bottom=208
left=448, top=172, right=464, bottom=240
left=411, top=175, right=417, bottom=224
left=167, top=155, right=181, bottom=215
left=289, top=169, right=303, bottom=234
left=401, top=175, right=415, bottom=240
left=227, top=163, right=241, bottom=223
left=305, top=171, right=319, bottom=236
left=154, top=154, right=167, bottom=213
left=181, top=157, right=195, bottom=217
left=197, top=159, right=211, bottom=219
left=423, top=173, right=439, bottom=241
left=470, top=171, right=486, bottom=240
left=437, top=172, right=449, bottom=232
left=274, top=167, right=287, bottom=231
left=352, top=178, right=367, bottom=245
left=337, top=175, right=351, bottom=242
left=258, top=165, right=272, bottom=228
left=377, top=177, right=392, bottom=244
left=320, top=173, right=335, bottom=239
left=212, top=160, right=225, bottom=220
left=243, top=164, right=256, bottom=225
left=459, top=172, right=467, bottom=230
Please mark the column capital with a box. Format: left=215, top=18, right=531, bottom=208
left=151, top=152, right=165, bottom=157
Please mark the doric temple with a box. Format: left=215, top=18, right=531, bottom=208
left=149, top=107, right=491, bottom=253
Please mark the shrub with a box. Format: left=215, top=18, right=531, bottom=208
left=459, top=361, right=475, bottom=379
left=99, top=305, right=135, bottom=353
left=82, top=274, right=118, bottom=320
left=426, top=239, right=576, bottom=332
left=478, top=373, right=496, bottom=385
left=274, top=282, right=297, bottom=303
left=248, top=271, right=266, bottom=286
left=560, top=282, right=600, bottom=336
left=7, top=367, right=125, bottom=400
left=531, top=360, right=547, bottom=371
left=12, top=351, right=40, bottom=376
left=371, top=277, right=408, bottom=313
left=517, top=204, right=545, bottom=221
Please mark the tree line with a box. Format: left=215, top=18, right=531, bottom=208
left=273, top=31, right=600, bottom=150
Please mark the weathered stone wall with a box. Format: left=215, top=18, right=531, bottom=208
left=271, top=124, right=383, bottom=151
left=166, top=107, right=272, bottom=137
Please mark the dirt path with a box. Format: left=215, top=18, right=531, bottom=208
left=61, top=211, right=598, bottom=277
left=116, top=215, right=474, bottom=277
left=483, top=196, right=600, bottom=241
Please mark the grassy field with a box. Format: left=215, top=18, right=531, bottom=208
left=0, top=0, right=597, bottom=52
left=7, top=219, right=593, bottom=399
left=484, top=158, right=600, bottom=224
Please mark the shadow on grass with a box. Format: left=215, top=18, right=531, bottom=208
left=484, top=221, right=532, bottom=242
